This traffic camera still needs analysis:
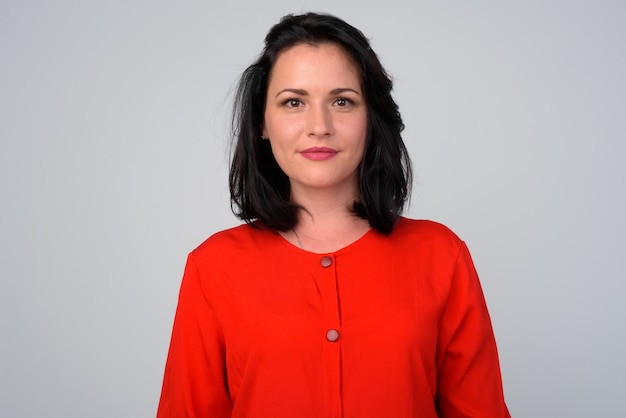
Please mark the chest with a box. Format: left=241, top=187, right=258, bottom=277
left=206, top=250, right=449, bottom=361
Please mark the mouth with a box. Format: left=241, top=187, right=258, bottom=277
left=300, top=147, right=338, bottom=161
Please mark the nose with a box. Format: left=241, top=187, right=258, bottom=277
left=306, top=103, right=333, bottom=138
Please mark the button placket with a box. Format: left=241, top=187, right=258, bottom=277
left=318, top=254, right=340, bottom=338
left=318, top=254, right=342, bottom=417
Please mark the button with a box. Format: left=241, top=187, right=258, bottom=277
left=326, top=329, right=340, bottom=342
left=320, top=256, right=333, bottom=268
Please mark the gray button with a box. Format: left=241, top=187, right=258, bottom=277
left=320, top=256, right=333, bottom=268
left=326, top=329, right=340, bottom=342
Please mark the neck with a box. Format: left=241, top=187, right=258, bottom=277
left=289, top=178, right=359, bottom=218
left=287, top=189, right=370, bottom=253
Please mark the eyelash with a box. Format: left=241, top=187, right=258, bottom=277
left=282, top=98, right=303, bottom=108
left=334, top=97, right=352, bottom=107
left=281, top=97, right=354, bottom=108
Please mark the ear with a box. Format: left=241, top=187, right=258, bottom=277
left=261, top=126, right=269, bottom=139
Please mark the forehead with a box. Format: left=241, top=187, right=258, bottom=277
left=268, top=42, right=362, bottom=86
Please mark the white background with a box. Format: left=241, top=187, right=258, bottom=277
left=1, top=1, right=624, bottom=417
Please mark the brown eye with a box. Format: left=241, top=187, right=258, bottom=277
left=283, top=98, right=303, bottom=108
left=334, top=97, right=351, bottom=107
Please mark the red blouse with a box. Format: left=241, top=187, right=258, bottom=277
left=157, top=218, right=510, bottom=417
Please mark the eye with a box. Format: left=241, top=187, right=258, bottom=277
left=334, top=97, right=352, bottom=107
left=282, top=98, right=303, bottom=108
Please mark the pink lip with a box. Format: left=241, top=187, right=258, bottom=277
left=300, top=147, right=338, bottom=161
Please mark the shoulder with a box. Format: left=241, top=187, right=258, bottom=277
left=183, top=224, right=275, bottom=273
left=382, top=217, right=467, bottom=263
left=190, top=222, right=277, bottom=261
left=393, top=217, right=463, bottom=246
left=190, top=220, right=279, bottom=265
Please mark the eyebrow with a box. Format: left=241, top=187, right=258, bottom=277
left=275, top=87, right=361, bottom=98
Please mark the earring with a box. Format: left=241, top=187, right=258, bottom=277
left=261, top=135, right=268, bottom=140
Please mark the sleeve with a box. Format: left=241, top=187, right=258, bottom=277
left=435, top=242, right=511, bottom=418
left=156, top=252, right=233, bottom=418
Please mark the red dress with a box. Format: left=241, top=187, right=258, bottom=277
left=157, top=218, right=510, bottom=417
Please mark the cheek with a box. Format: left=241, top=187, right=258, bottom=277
left=267, top=138, right=291, bottom=168
left=262, top=106, right=280, bottom=138
left=264, top=113, right=291, bottom=142
left=343, top=118, right=368, bottom=152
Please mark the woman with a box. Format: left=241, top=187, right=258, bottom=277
left=158, top=12, right=510, bottom=418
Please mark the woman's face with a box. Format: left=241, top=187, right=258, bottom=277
left=263, top=42, right=368, bottom=199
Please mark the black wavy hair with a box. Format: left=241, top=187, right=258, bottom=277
left=229, top=12, right=412, bottom=235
